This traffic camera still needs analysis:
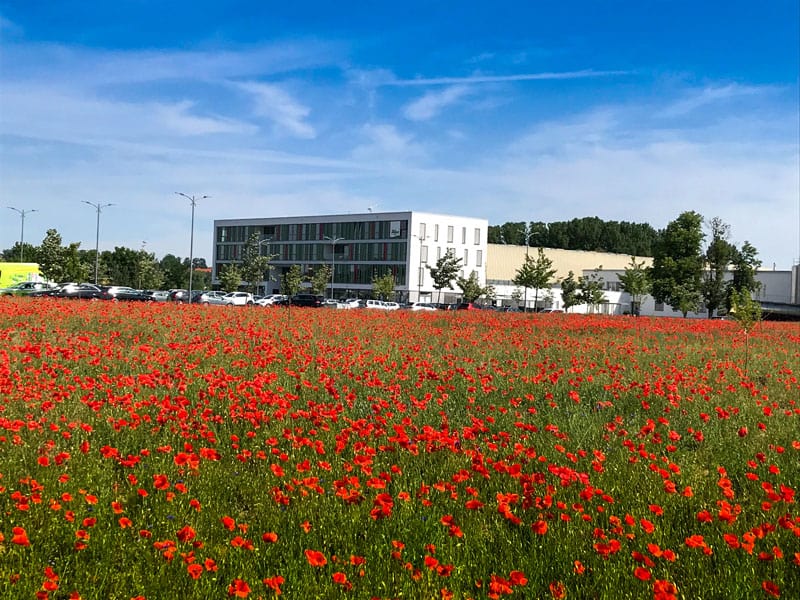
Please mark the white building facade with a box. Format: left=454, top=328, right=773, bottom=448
left=212, top=211, right=488, bottom=302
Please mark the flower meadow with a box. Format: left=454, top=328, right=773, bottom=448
left=0, top=299, right=798, bottom=600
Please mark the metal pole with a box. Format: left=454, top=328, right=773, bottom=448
left=418, top=236, right=426, bottom=302
left=324, top=236, right=343, bottom=300
left=176, top=193, right=209, bottom=303
left=7, top=207, right=37, bottom=262
left=82, top=201, right=113, bottom=285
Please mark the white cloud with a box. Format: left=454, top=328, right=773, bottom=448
left=387, top=69, right=630, bottom=86
left=403, top=85, right=471, bottom=121
left=660, top=83, right=771, bottom=117
left=351, top=123, right=425, bottom=162
left=235, top=81, right=316, bottom=139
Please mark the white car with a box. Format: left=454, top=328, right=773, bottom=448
left=222, top=292, right=255, bottom=306
left=255, top=294, right=287, bottom=307
left=410, top=302, right=437, bottom=311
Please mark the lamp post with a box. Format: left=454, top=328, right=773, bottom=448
left=324, top=235, right=344, bottom=300
left=258, top=237, right=273, bottom=294
left=176, top=193, right=209, bottom=303
left=7, top=207, right=37, bottom=262
left=82, top=201, right=114, bottom=284
left=414, top=234, right=428, bottom=302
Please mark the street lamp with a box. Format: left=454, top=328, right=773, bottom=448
left=7, top=207, right=37, bottom=262
left=82, top=201, right=114, bottom=284
left=414, top=234, right=428, bottom=302
left=258, top=237, right=273, bottom=294
left=176, top=193, right=209, bottom=303
left=324, top=235, right=344, bottom=300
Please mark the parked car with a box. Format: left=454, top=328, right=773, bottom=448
left=255, top=294, right=288, bottom=307
left=456, top=302, right=485, bottom=310
left=222, top=292, right=255, bottom=306
left=168, top=289, right=189, bottom=303
left=100, top=286, right=152, bottom=302
left=290, top=294, right=324, bottom=308
left=409, top=302, right=437, bottom=311
left=0, top=281, right=57, bottom=296
left=55, top=283, right=103, bottom=300
left=193, top=291, right=227, bottom=305
left=340, top=298, right=361, bottom=309
left=540, top=308, right=564, bottom=314
left=146, top=290, right=170, bottom=302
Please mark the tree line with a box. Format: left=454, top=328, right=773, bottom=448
left=507, top=211, right=762, bottom=317
left=489, top=217, right=659, bottom=256
left=1, top=229, right=209, bottom=290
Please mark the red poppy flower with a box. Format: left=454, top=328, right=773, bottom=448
left=227, top=578, right=250, bottom=597
left=305, top=549, right=327, bottom=567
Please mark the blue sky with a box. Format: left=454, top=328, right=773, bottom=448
left=1, top=0, right=798, bottom=269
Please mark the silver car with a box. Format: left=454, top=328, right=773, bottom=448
left=194, top=291, right=228, bottom=305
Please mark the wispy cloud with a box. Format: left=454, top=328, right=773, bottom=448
left=660, top=83, right=771, bottom=117
left=387, top=69, right=631, bottom=86
left=351, top=124, right=425, bottom=162
left=403, top=85, right=472, bottom=121
left=235, top=81, right=316, bottom=139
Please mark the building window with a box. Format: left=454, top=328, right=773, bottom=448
left=476, top=249, right=483, bottom=267
left=419, top=222, right=426, bottom=239
left=474, top=228, right=481, bottom=245
left=464, top=249, right=468, bottom=266
left=437, top=246, right=442, bottom=260
left=389, top=221, right=402, bottom=238
left=447, top=226, right=454, bottom=243
left=421, top=245, right=429, bottom=263
left=434, top=224, right=439, bottom=242
left=462, top=227, right=467, bottom=244
left=654, top=301, right=664, bottom=312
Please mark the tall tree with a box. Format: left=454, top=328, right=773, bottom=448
left=577, top=269, right=606, bottom=312
left=103, top=246, right=141, bottom=287
left=650, top=211, right=705, bottom=317
left=512, top=248, right=557, bottom=311
left=160, top=255, right=187, bottom=289
left=63, top=242, right=90, bottom=283
left=617, top=257, right=651, bottom=316
left=137, top=251, right=164, bottom=290
left=282, top=265, right=305, bottom=298
left=560, top=271, right=580, bottom=312
left=240, top=233, right=271, bottom=294
left=702, top=217, right=736, bottom=318
left=456, top=271, right=489, bottom=303
left=219, top=264, right=242, bottom=292
left=310, top=265, right=331, bottom=296
left=38, top=229, right=68, bottom=282
left=427, top=250, right=462, bottom=303
left=372, top=272, right=395, bottom=300
left=730, top=241, right=762, bottom=296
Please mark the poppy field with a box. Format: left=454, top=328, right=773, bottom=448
left=0, top=299, right=798, bottom=600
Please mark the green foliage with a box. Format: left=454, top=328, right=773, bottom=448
left=577, top=269, right=606, bottom=311
left=137, top=251, right=164, bottom=290
left=311, top=264, right=332, bottom=296
left=37, top=229, right=68, bottom=282
left=427, top=249, right=462, bottom=302
left=559, top=270, right=580, bottom=312
left=617, top=257, right=651, bottom=315
left=513, top=248, right=557, bottom=310
left=159, top=254, right=188, bottom=289
left=455, top=270, right=488, bottom=303
left=729, top=288, right=762, bottom=333
left=489, top=217, right=659, bottom=255
left=219, top=263, right=242, bottom=292
left=730, top=240, right=762, bottom=297
left=702, top=217, right=736, bottom=318
left=651, top=211, right=705, bottom=317
left=282, top=264, right=305, bottom=297
left=240, top=233, right=272, bottom=294
left=372, top=271, right=395, bottom=300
